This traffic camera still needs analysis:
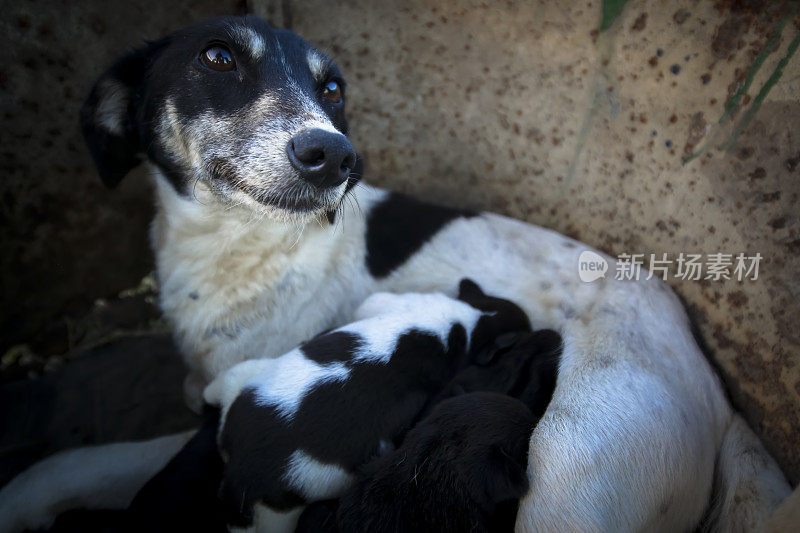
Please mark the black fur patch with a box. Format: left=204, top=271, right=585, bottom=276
left=47, top=508, right=128, bottom=533
left=510, top=330, right=562, bottom=418
left=80, top=39, right=169, bottom=188
left=295, top=499, right=340, bottom=533
left=456, top=278, right=532, bottom=363
left=365, top=193, right=477, bottom=278
left=300, top=331, right=363, bottom=364
left=126, top=407, right=226, bottom=532
left=336, top=392, right=535, bottom=533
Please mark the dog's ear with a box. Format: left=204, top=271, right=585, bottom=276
left=457, top=278, right=485, bottom=301
left=80, top=41, right=164, bottom=188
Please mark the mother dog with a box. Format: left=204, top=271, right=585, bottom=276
left=0, top=15, right=790, bottom=532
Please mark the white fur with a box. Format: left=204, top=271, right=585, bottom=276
left=232, top=26, right=266, bottom=60
left=346, top=292, right=481, bottom=363
left=231, top=505, right=303, bottom=533
left=151, top=170, right=372, bottom=403
left=282, top=450, right=354, bottom=500
left=306, top=49, right=328, bottom=81
left=204, top=349, right=350, bottom=422
left=765, top=485, right=800, bottom=533
left=247, top=350, right=350, bottom=420
left=94, top=79, right=128, bottom=135
left=0, top=432, right=193, bottom=532
left=701, top=415, right=791, bottom=532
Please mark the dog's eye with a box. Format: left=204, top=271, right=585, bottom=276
left=322, top=81, right=342, bottom=104
left=201, top=44, right=236, bottom=72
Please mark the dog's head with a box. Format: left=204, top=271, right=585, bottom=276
left=81, top=16, right=359, bottom=222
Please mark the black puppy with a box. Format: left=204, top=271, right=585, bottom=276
left=336, top=392, right=536, bottom=533
left=428, top=327, right=562, bottom=418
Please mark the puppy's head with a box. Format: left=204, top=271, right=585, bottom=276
left=457, top=279, right=532, bottom=363
left=81, top=16, right=359, bottom=222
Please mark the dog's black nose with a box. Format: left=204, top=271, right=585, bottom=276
left=287, top=129, right=356, bottom=188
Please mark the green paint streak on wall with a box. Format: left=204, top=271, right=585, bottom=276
left=719, top=11, right=793, bottom=127
left=719, top=29, right=800, bottom=151
left=598, top=0, right=629, bottom=32
left=565, top=32, right=617, bottom=189
left=684, top=6, right=798, bottom=164
left=565, top=90, right=604, bottom=188
left=570, top=0, right=628, bottom=185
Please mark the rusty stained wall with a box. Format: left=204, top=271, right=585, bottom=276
left=252, top=0, right=800, bottom=481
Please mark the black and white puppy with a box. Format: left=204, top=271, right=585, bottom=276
left=203, top=279, right=530, bottom=527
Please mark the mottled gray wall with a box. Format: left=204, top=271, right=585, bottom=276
left=2, top=0, right=798, bottom=482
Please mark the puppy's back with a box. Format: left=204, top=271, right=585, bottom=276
left=337, top=392, right=536, bottom=533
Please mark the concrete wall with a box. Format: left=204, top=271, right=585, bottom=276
left=2, top=0, right=798, bottom=482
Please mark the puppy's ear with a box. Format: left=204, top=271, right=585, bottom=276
left=457, top=278, right=485, bottom=301
left=485, top=445, right=530, bottom=504
left=471, top=331, right=523, bottom=365
left=80, top=40, right=165, bottom=188
left=472, top=340, right=500, bottom=366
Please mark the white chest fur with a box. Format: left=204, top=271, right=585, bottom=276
left=151, top=172, right=381, bottom=386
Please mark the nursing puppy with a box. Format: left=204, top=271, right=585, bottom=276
left=427, top=328, right=563, bottom=419
left=203, top=279, right=531, bottom=527
left=337, top=392, right=536, bottom=533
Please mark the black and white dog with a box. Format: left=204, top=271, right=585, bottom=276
left=206, top=279, right=531, bottom=526
left=0, top=14, right=791, bottom=533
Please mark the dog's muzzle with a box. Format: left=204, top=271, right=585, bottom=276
left=286, top=128, right=356, bottom=189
